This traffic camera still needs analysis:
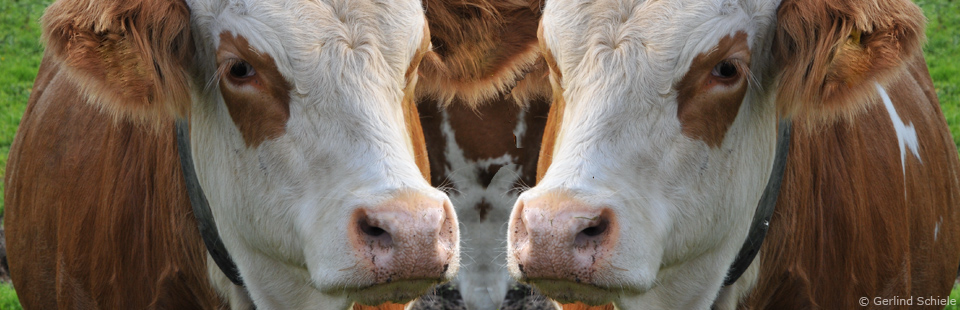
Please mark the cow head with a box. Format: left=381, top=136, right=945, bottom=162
left=41, top=0, right=459, bottom=307
left=506, top=0, right=924, bottom=308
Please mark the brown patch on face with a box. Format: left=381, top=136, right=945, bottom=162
left=405, top=24, right=433, bottom=182
left=537, top=95, right=564, bottom=182
left=535, top=21, right=568, bottom=182
left=217, top=32, right=292, bottom=148
left=406, top=23, right=432, bottom=89
left=538, top=22, right=562, bottom=82
left=404, top=98, right=431, bottom=182
left=536, top=36, right=567, bottom=182
left=675, top=32, right=751, bottom=148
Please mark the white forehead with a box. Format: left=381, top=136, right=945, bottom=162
left=542, top=0, right=778, bottom=90
left=186, top=0, right=425, bottom=90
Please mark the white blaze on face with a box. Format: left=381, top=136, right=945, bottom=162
left=184, top=0, right=458, bottom=308
left=508, top=0, right=782, bottom=308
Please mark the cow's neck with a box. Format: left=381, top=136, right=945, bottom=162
left=175, top=119, right=244, bottom=287
left=722, top=120, right=792, bottom=286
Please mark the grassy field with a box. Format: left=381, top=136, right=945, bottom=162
left=919, top=0, right=960, bottom=148
left=0, top=0, right=958, bottom=309
left=0, top=0, right=48, bottom=216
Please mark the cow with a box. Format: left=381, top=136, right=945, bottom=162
left=414, top=0, right=553, bottom=308
left=506, top=0, right=960, bottom=309
left=4, top=0, right=460, bottom=309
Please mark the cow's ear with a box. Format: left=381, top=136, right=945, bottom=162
left=41, top=0, right=194, bottom=125
left=773, top=0, right=925, bottom=125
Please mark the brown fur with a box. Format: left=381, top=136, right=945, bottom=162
left=353, top=303, right=407, bottom=310
left=745, top=54, right=960, bottom=308
left=417, top=0, right=550, bottom=107
left=562, top=303, right=615, bottom=310
left=4, top=53, right=221, bottom=309
left=406, top=25, right=433, bottom=182
left=774, top=0, right=926, bottom=128
left=417, top=97, right=550, bottom=195
left=676, top=32, right=751, bottom=148
left=406, top=95, right=432, bottom=182
left=40, top=0, right=194, bottom=128
left=535, top=26, right=565, bottom=182
left=536, top=94, right=564, bottom=182
left=217, top=32, right=292, bottom=148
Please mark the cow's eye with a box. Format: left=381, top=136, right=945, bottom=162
left=711, top=61, right=738, bottom=79
left=229, top=61, right=256, bottom=79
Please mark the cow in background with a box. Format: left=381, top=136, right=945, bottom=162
left=508, top=0, right=960, bottom=309
left=415, top=0, right=553, bottom=309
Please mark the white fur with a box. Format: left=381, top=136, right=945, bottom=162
left=935, top=216, right=943, bottom=242
left=183, top=0, right=457, bottom=308
left=508, top=0, right=783, bottom=308
left=876, top=83, right=922, bottom=179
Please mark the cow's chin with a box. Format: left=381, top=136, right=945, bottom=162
left=527, top=279, right=623, bottom=306
left=346, top=279, right=441, bottom=306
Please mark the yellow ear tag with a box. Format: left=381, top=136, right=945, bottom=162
left=848, top=29, right=862, bottom=46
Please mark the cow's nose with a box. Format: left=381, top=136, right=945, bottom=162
left=508, top=193, right=617, bottom=283
left=350, top=192, right=459, bottom=283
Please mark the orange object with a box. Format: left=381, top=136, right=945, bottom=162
left=562, top=302, right=616, bottom=310
left=353, top=302, right=408, bottom=310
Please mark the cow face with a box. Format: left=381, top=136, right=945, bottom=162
left=506, top=0, right=924, bottom=308
left=41, top=0, right=459, bottom=307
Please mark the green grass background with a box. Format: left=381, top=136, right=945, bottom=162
left=0, top=0, right=958, bottom=309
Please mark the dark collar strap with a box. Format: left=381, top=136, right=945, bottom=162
left=176, top=119, right=245, bottom=286
left=723, top=120, right=792, bottom=286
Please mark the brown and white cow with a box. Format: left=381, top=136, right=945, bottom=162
left=4, top=0, right=460, bottom=309
left=414, top=0, right=553, bottom=308
left=507, top=0, right=960, bottom=309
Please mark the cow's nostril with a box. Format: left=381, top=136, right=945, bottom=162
left=580, top=221, right=607, bottom=237
left=359, top=219, right=388, bottom=237
left=580, top=219, right=608, bottom=237
left=575, top=217, right=609, bottom=246
left=356, top=214, right=394, bottom=248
